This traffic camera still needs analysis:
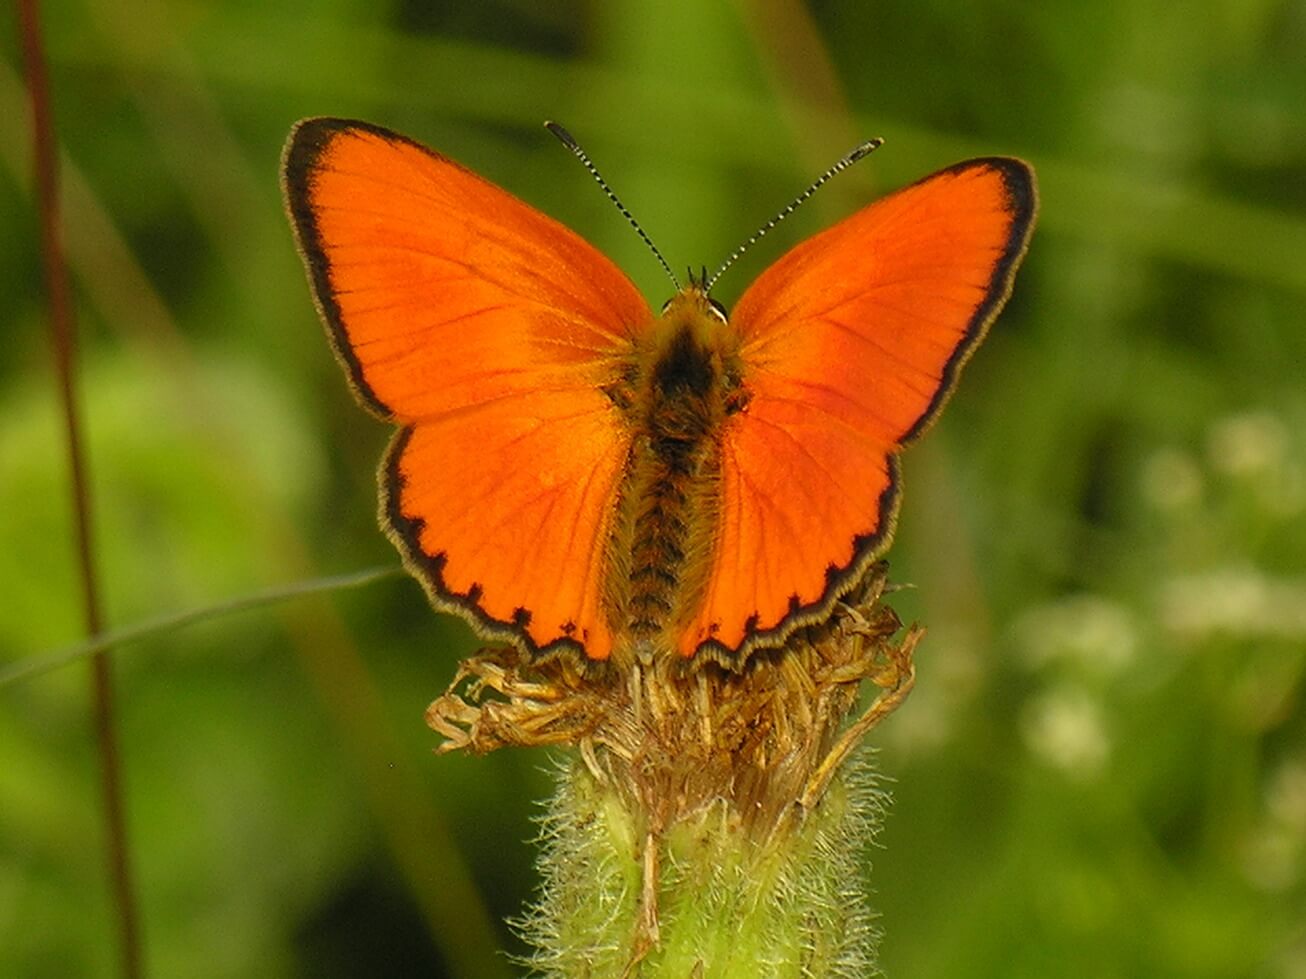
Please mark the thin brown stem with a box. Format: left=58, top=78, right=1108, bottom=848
left=17, top=1, right=142, bottom=976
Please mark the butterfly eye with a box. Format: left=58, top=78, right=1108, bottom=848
left=707, top=298, right=728, bottom=323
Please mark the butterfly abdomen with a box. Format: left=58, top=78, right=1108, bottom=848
left=623, top=442, right=709, bottom=633
left=604, top=288, right=746, bottom=661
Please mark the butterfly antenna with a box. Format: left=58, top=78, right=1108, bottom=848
left=545, top=122, right=681, bottom=291
left=705, top=137, right=884, bottom=293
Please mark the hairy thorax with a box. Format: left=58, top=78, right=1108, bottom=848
left=603, top=287, right=750, bottom=665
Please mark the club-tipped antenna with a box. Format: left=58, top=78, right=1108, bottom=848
left=704, top=137, right=884, bottom=293
left=545, top=121, right=680, bottom=291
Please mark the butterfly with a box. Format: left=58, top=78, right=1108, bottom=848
left=282, top=118, right=1036, bottom=668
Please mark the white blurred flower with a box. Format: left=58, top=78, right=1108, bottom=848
left=1240, top=759, right=1306, bottom=895
left=1261, top=459, right=1306, bottom=518
left=1207, top=410, right=1289, bottom=478
left=1014, top=595, right=1138, bottom=676
left=1238, top=825, right=1302, bottom=894
left=1020, top=686, right=1110, bottom=780
left=1160, top=567, right=1306, bottom=641
left=1267, top=758, right=1306, bottom=834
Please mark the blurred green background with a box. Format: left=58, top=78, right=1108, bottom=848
left=3, top=0, right=1304, bottom=976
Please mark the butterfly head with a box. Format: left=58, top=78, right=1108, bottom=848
left=660, top=280, right=728, bottom=325
left=641, top=284, right=750, bottom=431
left=654, top=285, right=735, bottom=379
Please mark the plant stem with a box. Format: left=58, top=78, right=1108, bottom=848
left=17, top=0, right=141, bottom=974
left=524, top=752, right=884, bottom=979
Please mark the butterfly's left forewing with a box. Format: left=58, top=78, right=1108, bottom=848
left=283, top=119, right=653, bottom=659
left=684, top=158, right=1037, bottom=658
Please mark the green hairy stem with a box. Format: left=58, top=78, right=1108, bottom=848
left=521, top=753, right=884, bottom=979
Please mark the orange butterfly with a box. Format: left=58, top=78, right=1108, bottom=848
left=282, top=119, right=1036, bottom=667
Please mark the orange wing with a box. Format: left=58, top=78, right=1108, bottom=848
left=685, top=158, right=1037, bottom=658
left=283, top=118, right=652, bottom=658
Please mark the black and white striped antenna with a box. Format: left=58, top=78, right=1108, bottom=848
left=545, top=121, right=681, bottom=291
left=704, top=137, right=884, bottom=293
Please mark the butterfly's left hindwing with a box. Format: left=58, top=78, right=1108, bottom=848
left=383, top=392, right=628, bottom=658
